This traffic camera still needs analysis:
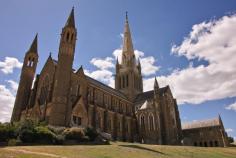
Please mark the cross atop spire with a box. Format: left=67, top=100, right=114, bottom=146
left=65, top=7, right=75, bottom=28
left=28, top=34, right=38, bottom=54
left=126, top=11, right=128, bottom=22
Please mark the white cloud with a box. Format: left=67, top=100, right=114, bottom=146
left=145, top=14, right=236, bottom=104
left=7, top=80, right=18, bottom=94
left=112, top=49, right=122, bottom=62
left=90, top=57, right=114, bottom=70
left=112, top=49, right=159, bottom=76
left=119, top=33, right=124, bottom=39
left=0, top=57, right=23, bottom=74
left=84, top=69, right=114, bottom=87
left=140, top=57, right=160, bottom=76
left=225, top=102, right=236, bottom=112
left=226, top=128, right=234, bottom=133
left=0, top=81, right=18, bottom=122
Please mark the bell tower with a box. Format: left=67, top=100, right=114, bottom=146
left=115, top=12, right=143, bottom=101
left=11, top=34, right=38, bottom=122
left=49, top=8, right=77, bottom=126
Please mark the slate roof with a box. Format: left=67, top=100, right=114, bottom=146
left=85, top=75, right=128, bottom=100
left=182, top=117, right=221, bottom=130
left=134, top=86, right=168, bottom=103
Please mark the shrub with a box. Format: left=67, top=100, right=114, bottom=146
left=34, top=126, right=57, bottom=144
left=63, top=127, right=85, bottom=141
left=8, top=139, right=20, bottom=146
left=0, top=123, right=17, bottom=142
left=18, top=119, right=37, bottom=143
left=19, top=128, right=36, bottom=143
left=54, top=134, right=65, bottom=145
left=228, top=136, right=234, bottom=143
left=85, top=127, right=98, bottom=141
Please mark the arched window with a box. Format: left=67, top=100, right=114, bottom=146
left=27, top=57, right=31, bottom=66
left=214, top=140, right=218, bottom=147
left=126, top=74, right=129, bottom=87
left=140, top=115, right=145, bottom=130
left=66, top=32, right=70, bottom=42
left=210, top=141, right=213, bottom=147
left=30, top=58, right=34, bottom=67
left=204, top=141, right=208, bottom=147
left=108, top=118, right=112, bottom=131
left=122, top=75, right=125, bottom=88
left=126, top=122, right=129, bottom=133
left=149, top=114, right=155, bottom=131
left=199, top=142, right=203, bottom=147
left=119, top=77, right=121, bottom=89
left=117, top=120, right=122, bottom=132
left=39, top=76, right=50, bottom=105
left=71, top=33, right=74, bottom=41
left=96, top=113, right=101, bottom=129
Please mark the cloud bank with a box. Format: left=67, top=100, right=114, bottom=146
left=0, top=57, right=22, bottom=74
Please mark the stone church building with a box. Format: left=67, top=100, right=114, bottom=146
left=10, top=8, right=228, bottom=146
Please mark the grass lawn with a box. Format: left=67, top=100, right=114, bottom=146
left=0, top=142, right=236, bottom=158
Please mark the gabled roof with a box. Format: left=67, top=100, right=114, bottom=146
left=85, top=75, right=129, bottom=100
left=135, top=86, right=169, bottom=103
left=182, top=117, right=221, bottom=130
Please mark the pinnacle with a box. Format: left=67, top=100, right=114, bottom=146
left=154, top=77, right=159, bottom=88
left=122, top=12, right=134, bottom=56
left=28, top=34, right=38, bottom=53
left=65, top=7, right=75, bottom=28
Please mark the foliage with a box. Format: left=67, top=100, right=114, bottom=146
left=7, top=139, right=21, bottom=146
left=34, top=126, right=57, bottom=144
left=54, top=134, right=65, bottom=145
left=85, top=127, right=98, bottom=141
left=0, top=123, right=17, bottom=142
left=63, top=127, right=85, bottom=141
left=228, top=136, right=234, bottom=143
left=17, top=119, right=37, bottom=143
left=0, top=120, right=100, bottom=145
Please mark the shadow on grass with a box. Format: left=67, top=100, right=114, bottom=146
left=119, top=144, right=166, bottom=155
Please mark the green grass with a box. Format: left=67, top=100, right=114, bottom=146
left=0, top=142, right=236, bottom=158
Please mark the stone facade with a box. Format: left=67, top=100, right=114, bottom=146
left=10, top=8, right=228, bottom=146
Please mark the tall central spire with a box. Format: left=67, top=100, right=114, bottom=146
left=122, top=12, right=135, bottom=65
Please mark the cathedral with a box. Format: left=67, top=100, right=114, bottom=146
left=10, top=8, right=228, bottom=146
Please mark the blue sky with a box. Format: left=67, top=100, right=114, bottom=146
left=0, top=0, right=236, bottom=140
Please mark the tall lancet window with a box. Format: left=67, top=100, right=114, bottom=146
left=149, top=113, right=155, bottom=131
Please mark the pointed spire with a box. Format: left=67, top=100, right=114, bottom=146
left=218, top=114, right=222, bottom=122
left=122, top=11, right=134, bottom=54
left=154, top=77, right=159, bottom=89
left=116, top=57, right=119, bottom=65
left=137, top=58, right=141, bottom=67
left=28, top=34, right=38, bottom=53
left=65, top=7, right=75, bottom=28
